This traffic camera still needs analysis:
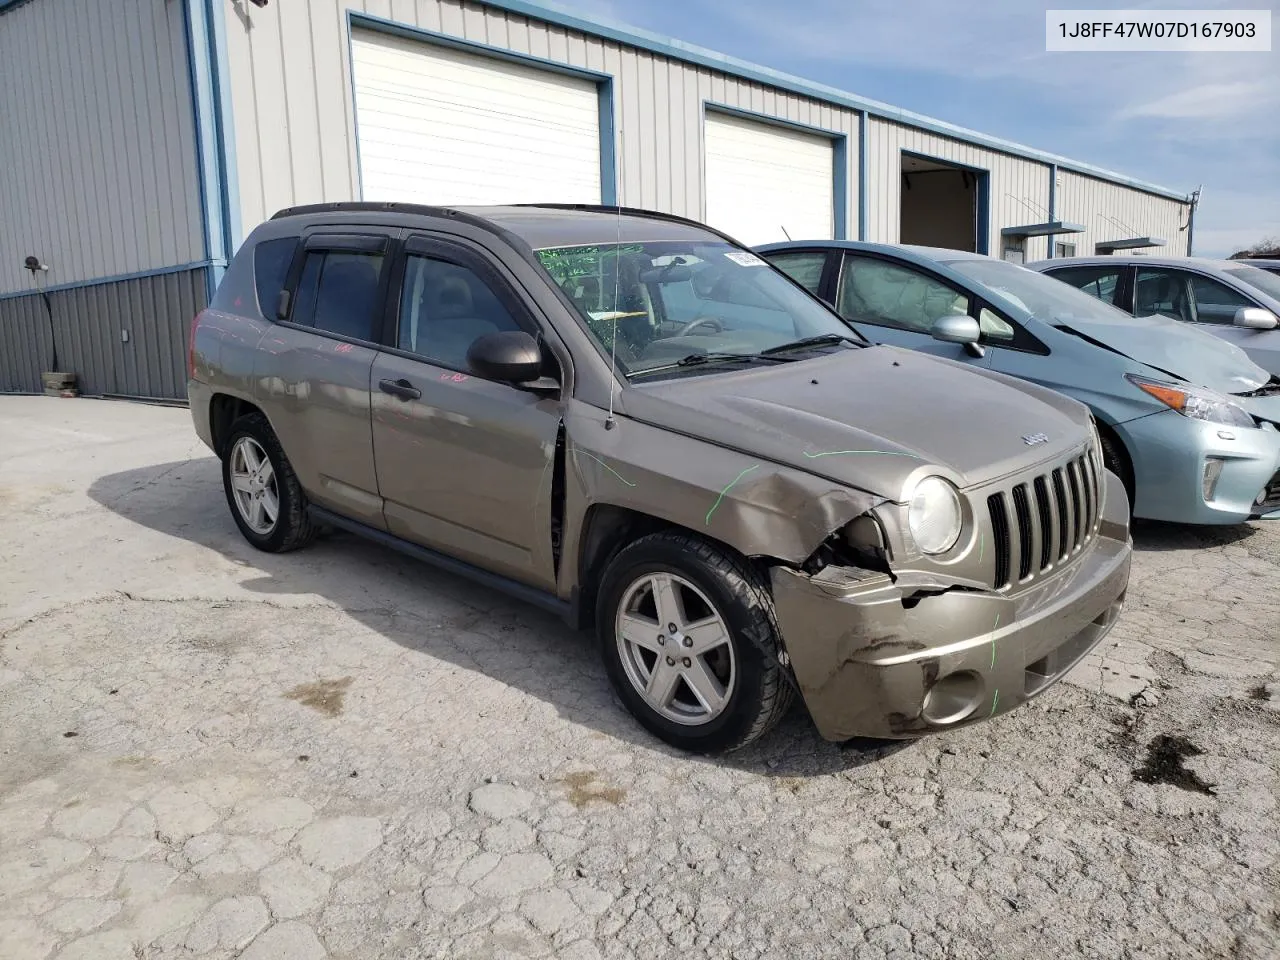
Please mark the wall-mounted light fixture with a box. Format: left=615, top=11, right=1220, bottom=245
left=24, top=255, right=60, bottom=373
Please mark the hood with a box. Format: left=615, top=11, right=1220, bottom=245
left=1050, top=311, right=1270, bottom=395
left=620, top=346, right=1090, bottom=500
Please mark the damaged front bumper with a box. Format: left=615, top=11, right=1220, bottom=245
left=771, top=472, right=1132, bottom=741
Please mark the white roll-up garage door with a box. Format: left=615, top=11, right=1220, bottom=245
left=704, top=112, right=834, bottom=246
left=350, top=30, right=602, bottom=206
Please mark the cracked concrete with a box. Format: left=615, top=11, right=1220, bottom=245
left=1, top=396, right=1278, bottom=959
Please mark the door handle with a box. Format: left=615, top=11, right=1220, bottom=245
left=378, top=378, right=421, bottom=401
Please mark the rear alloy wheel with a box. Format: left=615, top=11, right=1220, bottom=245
left=228, top=436, right=279, bottom=536
left=221, top=413, right=317, bottom=553
left=596, top=532, right=793, bottom=753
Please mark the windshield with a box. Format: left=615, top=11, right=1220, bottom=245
left=1226, top=265, right=1280, bottom=303
left=536, top=240, right=863, bottom=376
left=946, top=257, right=1134, bottom=324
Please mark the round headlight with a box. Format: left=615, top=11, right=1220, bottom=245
left=908, top=476, right=963, bottom=555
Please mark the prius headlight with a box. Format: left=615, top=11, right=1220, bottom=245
left=1126, top=374, right=1255, bottom=429
left=908, top=476, right=963, bottom=555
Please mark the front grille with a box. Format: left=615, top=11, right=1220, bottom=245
left=986, top=447, right=1102, bottom=590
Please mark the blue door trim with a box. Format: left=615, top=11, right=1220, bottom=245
left=0, top=261, right=219, bottom=302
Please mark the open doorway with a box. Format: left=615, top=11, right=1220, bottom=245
left=899, top=153, right=986, bottom=253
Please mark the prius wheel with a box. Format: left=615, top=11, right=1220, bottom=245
left=221, top=413, right=316, bottom=553
left=596, top=532, right=792, bottom=753
left=1097, top=425, right=1135, bottom=516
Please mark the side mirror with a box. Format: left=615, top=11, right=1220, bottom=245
left=931, top=314, right=982, bottom=344
left=1233, top=306, right=1279, bottom=330
left=467, top=331, right=544, bottom=384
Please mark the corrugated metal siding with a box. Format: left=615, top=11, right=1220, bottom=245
left=1055, top=171, right=1190, bottom=258
left=0, top=269, right=206, bottom=399
left=865, top=118, right=1054, bottom=257
left=223, top=0, right=859, bottom=239
left=0, top=0, right=205, bottom=294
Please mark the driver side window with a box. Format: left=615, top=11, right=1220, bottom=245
left=837, top=256, right=970, bottom=333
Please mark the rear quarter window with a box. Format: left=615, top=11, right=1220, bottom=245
left=253, top=237, right=299, bottom=318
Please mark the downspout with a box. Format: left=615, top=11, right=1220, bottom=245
left=183, top=0, right=239, bottom=297
left=1045, top=164, right=1057, bottom=259
left=1185, top=186, right=1201, bottom=256
left=857, top=111, right=868, bottom=240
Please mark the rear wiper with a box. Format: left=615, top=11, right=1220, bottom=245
left=759, top=332, right=862, bottom=355
left=629, top=352, right=789, bottom=378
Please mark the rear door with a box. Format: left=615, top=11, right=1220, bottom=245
left=831, top=252, right=991, bottom=367
left=369, top=233, right=563, bottom=589
left=255, top=228, right=395, bottom=528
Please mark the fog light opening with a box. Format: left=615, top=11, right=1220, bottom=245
left=921, top=670, right=984, bottom=726
left=1202, top=458, right=1224, bottom=502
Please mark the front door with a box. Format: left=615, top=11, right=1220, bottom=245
left=1135, top=266, right=1280, bottom=373
left=370, top=234, right=563, bottom=590
left=833, top=253, right=992, bottom=367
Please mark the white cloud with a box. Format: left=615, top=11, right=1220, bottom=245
left=1119, top=80, right=1273, bottom=119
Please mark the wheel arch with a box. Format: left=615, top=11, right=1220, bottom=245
left=209, top=393, right=268, bottom=458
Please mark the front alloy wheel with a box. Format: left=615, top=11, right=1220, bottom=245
left=596, top=531, right=793, bottom=753
left=616, top=572, right=736, bottom=726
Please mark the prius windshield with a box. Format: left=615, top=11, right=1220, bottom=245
left=946, top=257, right=1132, bottom=324
left=536, top=241, right=863, bottom=376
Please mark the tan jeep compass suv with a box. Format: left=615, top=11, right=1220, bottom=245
left=188, top=202, right=1131, bottom=753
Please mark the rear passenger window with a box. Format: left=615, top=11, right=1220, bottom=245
left=289, top=251, right=385, bottom=341
left=253, top=237, right=298, bottom=317
left=398, top=256, right=524, bottom=370
left=764, top=251, right=827, bottom=294
left=1048, top=266, right=1122, bottom=305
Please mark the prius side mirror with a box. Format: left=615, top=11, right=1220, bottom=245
left=1234, top=306, right=1279, bottom=330
left=931, top=314, right=985, bottom=359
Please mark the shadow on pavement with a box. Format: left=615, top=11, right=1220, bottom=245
left=1130, top=517, right=1259, bottom=553
left=88, top=457, right=914, bottom=778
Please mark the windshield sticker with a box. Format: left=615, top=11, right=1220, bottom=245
left=724, top=251, right=767, bottom=267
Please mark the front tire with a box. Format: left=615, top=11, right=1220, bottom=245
left=221, top=413, right=317, bottom=553
left=595, top=531, right=793, bottom=753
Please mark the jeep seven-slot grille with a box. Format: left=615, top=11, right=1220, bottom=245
left=986, top=449, right=1102, bottom=590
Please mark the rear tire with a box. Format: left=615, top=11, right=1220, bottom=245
left=221, top=413, right=317, bottom=553
left=595, top=531, right=793, bottom=753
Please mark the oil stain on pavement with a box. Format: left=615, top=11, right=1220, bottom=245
left=284, top=676, right=353, bottom=717
left=1134, top=734, right=1217, bottom=795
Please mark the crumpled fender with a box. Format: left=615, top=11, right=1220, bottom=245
left=558, top=404, right=884, bottom=573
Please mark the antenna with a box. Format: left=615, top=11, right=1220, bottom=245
left=605, top=128, right=622, bottom=431
left=781, top=226, right=792, bottom=241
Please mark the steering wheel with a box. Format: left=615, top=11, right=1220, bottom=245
left=675, top=316, right=725, bottom=337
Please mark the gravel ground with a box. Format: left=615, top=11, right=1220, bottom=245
left=1, top=395, right=1277, bottom=960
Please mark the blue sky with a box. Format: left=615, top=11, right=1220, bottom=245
left=560, top=0, right=1279, bottom=257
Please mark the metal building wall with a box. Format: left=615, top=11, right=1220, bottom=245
left=0, top=269, right=206, bottom=398
left=0, top=0, right=205, bottom=295
left=1055, top=171, right=1190, bottom=258
left=865, top=118, right=1055, bottom=258
left=221, top=0, right=859, bottom=242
